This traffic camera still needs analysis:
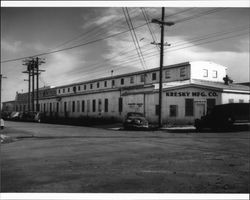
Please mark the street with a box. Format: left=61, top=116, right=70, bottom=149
left=1, top=121, right=249, bottom=193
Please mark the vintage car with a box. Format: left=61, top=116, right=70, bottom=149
left=123, top=112, right=149, bottom=130
left=20, top=111, right=44, bottom=123
left=194, top=103, right=250, bottom=131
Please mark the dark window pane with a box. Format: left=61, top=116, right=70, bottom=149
left=185, top=99, right=194, bottom=116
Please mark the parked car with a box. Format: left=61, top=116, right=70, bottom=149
left=0, top=118, right=4, bottom=129
left=20, top=111, right=44, bottom=123
left=123, top=112, right=149, bottom=130
left=1, top=111, right=11, bottom=120
left=194, top=103, right=250, bottom=131
left=10, top=112, right=21, bottom=120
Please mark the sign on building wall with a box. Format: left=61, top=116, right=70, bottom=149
left=166, top=91, right=218, bottom=97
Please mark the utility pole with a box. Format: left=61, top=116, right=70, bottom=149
left=35, top=57, right=45, bottom=112
left=22, top=57, right=45, bottom=113
left=32, top=59, right=35, bottom=112
left=152, top=7, right=174, bottom=127
left=0, top=66, right=7, bottom=119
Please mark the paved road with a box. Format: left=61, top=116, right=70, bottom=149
left=1, top=121, right=249, bottom=193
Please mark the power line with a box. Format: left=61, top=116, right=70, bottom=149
left=45, top=27, right=249, bottom=85
left=175, top=8, right=227, bottom=24
left=1, top=22, right=149, bottom=64
left=48, top=8, right=139, bottom=51
left=125, top=7, right=147, bottom=70
left=45, top=29, right=249, bottom=87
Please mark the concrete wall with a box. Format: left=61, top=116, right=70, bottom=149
left=221, top=92, right=250, bottom=104
left=190, top=61, right=227, bottom=82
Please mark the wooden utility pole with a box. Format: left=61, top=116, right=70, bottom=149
left=22, top=57, right=45, bottom=112
left=35, top=57, right=45, bottom=112
left=32, top=59, right=35, bottom=112
left=152, top=7, right=174, bottom=127
left=0, top=66, right=7, bottom=119
left=158, top=7, right=165, bottom=128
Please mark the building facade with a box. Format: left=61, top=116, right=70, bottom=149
left=2, top=61, right=250, bottom=125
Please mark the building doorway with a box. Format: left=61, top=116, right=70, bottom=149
left=195, top=103, right=206, bottom=119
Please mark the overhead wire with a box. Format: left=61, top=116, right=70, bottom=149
left=45, top=27, right=249, bottom=86
left=141, top=8, right=160, bottom=51
left=123, top=8, right=147, bottom=70
left=1, top=22, right=149, bottom=64
left=43, top=28, right=250, bottom=86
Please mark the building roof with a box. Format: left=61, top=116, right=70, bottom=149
left=191, top=79, right=250, bottom=91
left=56, top=61, right=192, bottom=89
left=161, top=79, right=250, bottom=93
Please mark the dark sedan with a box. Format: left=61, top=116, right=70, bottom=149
left=123, top=112, right=149, bottom=130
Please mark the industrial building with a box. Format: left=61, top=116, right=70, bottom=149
left=2, top=61, right=250, bottom=125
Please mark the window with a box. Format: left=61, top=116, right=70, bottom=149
left=63, top=88, right=65, bottom=93
left=97, top=82, right=100, bottom=88
left=207, top=99, right=216, bottom=114
left=155, top=105, right=159, bottom=116
left=212, top=70, right=217, bottom=78
left=73, top=86, right=76, bottom=93
left=112, top=80, right=115, bottom=87
left=140, top=74, right=145, bottom=82
left=104, top=81, right=107, bottom=87
left=203, top=69, right=208, bottom=77
left=82, top=100, right=85, bottom=112
left=121, top=78, right=124, bottom=85
left=239, top=99, right=244, bottom=103
left=165, top=70, right=170, bottom=79
left=119, top=97, right=123, bottom=113
left=58, top=89, right=61, bottom=94
left=130, top=76, right=134, bottom=84
left=180, top=67, right=186, bottom=77
left=56, top=103, right=59, bottom=113
left=87, top=100, right=90, bottom=112
left=68, top=88, right=70, bottom=92
left=77, top=101, right=80, bottom=112
left=92, top=99, right=96, bottom=112
left=50, top=103, right=52, bottom=112
left=44, top=103, right=46, bottom=112
left=98, top=99, right=102, bottom=112
left=170, top=105, right=178, bottom=117
left=72, top=101, right=75, bottom=112
left=90, top=84, right=93, bottom=89
left=152, top=73, right=157, bottom=81
left=84, top=85, right=87, bottom=90
left=229, top=99, right=234, bottom=103
left=78, top=86, right=81, bottom=91
left=105, top=99, right=108, bottom=112
left=185, top=99, right=194, bottom=116
left=64, top=102, right=67, bottom=112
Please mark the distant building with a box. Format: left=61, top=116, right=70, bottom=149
left=2, top=61, right=250, bottom=125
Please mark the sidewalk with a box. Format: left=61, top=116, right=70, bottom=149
left=160, top=125, right=196, bottom=132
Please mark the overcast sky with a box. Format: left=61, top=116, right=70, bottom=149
left=1, top=4, right=249, bottom=102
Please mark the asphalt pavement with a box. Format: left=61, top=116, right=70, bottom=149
left=1, top=121, right=249, bottom=193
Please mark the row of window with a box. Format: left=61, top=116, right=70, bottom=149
left=15, top=98, right=246, bottom=114
left=57, top=68, right=189, bottom=94
left=155, top=98, right=216, bottom=117
left=203, top=69, right=218, bottom=78
left=38, top=98, right=123, bottom=114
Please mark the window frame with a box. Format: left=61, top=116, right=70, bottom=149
left=152, top=72, right=157, bottom=81
left=203, top=69, right=208, bottom=77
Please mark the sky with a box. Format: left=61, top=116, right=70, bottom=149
left=1, top=2, right=249, bottom=103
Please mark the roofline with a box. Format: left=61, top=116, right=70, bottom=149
left=56, top=61, right=191, bottom=89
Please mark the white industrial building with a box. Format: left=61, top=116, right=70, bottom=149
left=3, top=61, right=250, bottom=125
